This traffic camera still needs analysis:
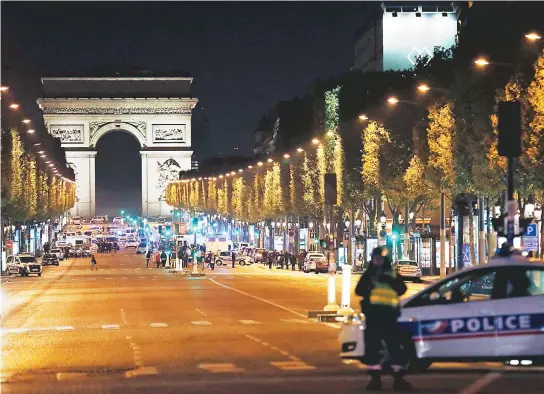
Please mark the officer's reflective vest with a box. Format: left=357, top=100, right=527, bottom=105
left=369, top=271, right=399, bottom=308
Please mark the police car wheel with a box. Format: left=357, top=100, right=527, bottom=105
left=404, top=340, right=431, bottom=372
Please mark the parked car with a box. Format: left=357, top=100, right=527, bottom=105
left=236, top=253, right=254, bottom=266
left=125, top=239, right=140, bottom=249
left=340, top=256, right=544, bottom=371
left=303, top=252, right=326, bottom=273
left=136, top=242, right=147, bottom=254
left=42, top=253, right=60, bottom=266
left=394, top=259, right=422, bottom=282
left=112, top=217, right=123, bottom=224
left=70, top=216, right=82, bottom=225
left=50, top=248, right=65, bottom=261
left=215, top=251, right=235, bottom=266
left=6, top=254, right=43, bottom=276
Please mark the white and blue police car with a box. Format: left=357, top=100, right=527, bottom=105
left=340, top=256, right=544, bottom=370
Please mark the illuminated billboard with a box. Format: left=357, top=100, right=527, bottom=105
left=382, top=12, right=457, bottom=71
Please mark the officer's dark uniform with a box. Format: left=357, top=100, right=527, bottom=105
left=355, top=247, right=412, bottom=391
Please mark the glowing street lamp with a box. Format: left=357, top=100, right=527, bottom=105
left=358, top=114, right=368, bottom=121
left=22, top=119, right=31, bottom=124
left=267, top=158, right=273, bottom=163
left=238, top=169, right=243, bottom=173
left=417, top=84, right=431, bottom=92
left=296, top=147, right=304, bottom=153
left=283, top=153, right=290, bottom=159
left=0, top=86, right=9, bottom=92
left=257, top=161, right=263, bottom=167
left=27, top=129, right=35, bottom=134
left=247, top=165, right=253, bottom=169
left=312, top=138, right=320, bottom=145
left=9, top=103, right=19, bottom=109
left=387, top=96, right=399, bottom=105
left=525, top=32, right=542, bottom=41
left=474, top=57, right=490, bottom=67
left=326, top=130, right=335, bottom=137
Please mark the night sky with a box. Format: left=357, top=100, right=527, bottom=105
left=2, top=1, right=371, bottom=215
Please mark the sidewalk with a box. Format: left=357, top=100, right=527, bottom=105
left=251, top=263, right=440, bottom=284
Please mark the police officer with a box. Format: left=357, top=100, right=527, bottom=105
left=355, top=247, right=412, bottom=391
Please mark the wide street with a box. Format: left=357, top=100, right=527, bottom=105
left=1, top=251, right=543, bottom=394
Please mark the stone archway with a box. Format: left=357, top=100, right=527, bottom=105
left=38, top=77, right=198, bottom=218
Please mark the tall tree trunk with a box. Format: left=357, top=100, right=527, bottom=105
left=468, top=202, right=476, bottom=267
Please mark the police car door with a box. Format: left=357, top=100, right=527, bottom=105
left=401, top=267, right=500, bottom=359
left=494, top=265, right=544, bottom=359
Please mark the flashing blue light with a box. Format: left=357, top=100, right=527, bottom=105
left=391, top=234, right=398, bottom=241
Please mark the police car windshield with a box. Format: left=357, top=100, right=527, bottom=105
left=398, top=260, right=417, bottom=266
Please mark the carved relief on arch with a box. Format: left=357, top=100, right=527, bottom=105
left=89, top=121, right=147, bottom=148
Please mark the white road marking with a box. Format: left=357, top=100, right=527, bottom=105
left=280, top=318, right=309, bottom=324
left=138, top=276, right=146, bottom=279
left=150, top=323, right=168, bottom=328
left=208, top=278, right=306, bottom=318
left=102, top=324, right=120, bottom=330
left=55, top=326, right=74, bottom=331
left=458, top=372, right=502, bottom=394
left=238, top=320, right=261, bottom=325
left=198, top=363, right=244, bottom=373
left=89, top=278, right=97, bottom=280
left=123, top=269, right=129, bottom=271
left=105, top=278, right=113, bottom=280
left=270, top=361, right=315, bottom=371
left=121, top=277, right=128, bottom=280
left=124, top=366, right=158, bottom=378
left=244, top=334, right=302, bottom=363
left=57, top=372, right=88, bottom=381
left=191, top=321, right=212, bottom=325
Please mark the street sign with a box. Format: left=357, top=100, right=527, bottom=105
left=524, top=238, right=539, bottom=252
left=526, top=223, right=537, bottom=237
left=6, top=240, right=12, bottom=249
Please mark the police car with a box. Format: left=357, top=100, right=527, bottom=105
left=340, top=256, right=544, bottom=370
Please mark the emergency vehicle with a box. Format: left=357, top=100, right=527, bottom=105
left=340, top=256, right=544, bottom=370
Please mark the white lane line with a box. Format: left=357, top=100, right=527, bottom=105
left=89, top=278, right=97, bottom=280
left=57, top=372, right=88, bottom=381
left=149, top=323, right=168, bottom=328
left=55, top=326, right=74, bottom=331
left=244, top=334, right=302, bottom=363
left=280, top=318, right=309, bottom=324
left=105, top=277, right=113, bottom=280
left=123, top=269, right=129, bottom=271
left=195, top=308, right=208, bottom=317
left=124, top=366, right=158, bottom=378
left=121, top=277, right=128, bottom=280
left=458, top=372, right=502, bottom=394
left=207, top=278, right=306, bottom=318
left=121, top=309, right=128, bottom=325
left=191, top=321, right=212, bottom=325
left=138, top=276, right=146, bottom=279
left=270, top=361, right=315, bottom=371
left=238, top=320, right=262, bottom=325
left=125, top=335, right=144, bottom=369
left=102, top=324, right=120, bottom=330
left=198, top=363, right=244, bottom=373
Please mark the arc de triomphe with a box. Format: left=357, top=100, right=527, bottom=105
left=38, top=77, right=197, bottom=218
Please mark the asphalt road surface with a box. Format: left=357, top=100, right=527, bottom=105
left=1, top=251, right=542, bottom=393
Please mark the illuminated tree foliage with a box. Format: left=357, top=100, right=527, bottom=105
left=324, top=86, right=341, bottom=132
left=361, top=121, right=390, bottom=192
left=1, top=127, right=75, bottom=221
left=427, top=101, right=456, bottom=191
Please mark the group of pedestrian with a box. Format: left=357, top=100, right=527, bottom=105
left=97, top=242, right=117, bottom=253
left=263, top=250, right=298, bottom=270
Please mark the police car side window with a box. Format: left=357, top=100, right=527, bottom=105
left=407, top=270, right=497, bottom=307
left=505, top=268, right=544, bottom=298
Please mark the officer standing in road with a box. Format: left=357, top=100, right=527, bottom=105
left=355, top=247, right=412, bottom=391
left=231, top=250, right=236, bottom=268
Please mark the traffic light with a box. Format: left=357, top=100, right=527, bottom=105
left=491, top=215, right=533, bottom=237
left=158, top=225, right=163, bottom=235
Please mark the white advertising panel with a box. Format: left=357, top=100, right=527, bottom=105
left=383, top=12, right=457, bottom=71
